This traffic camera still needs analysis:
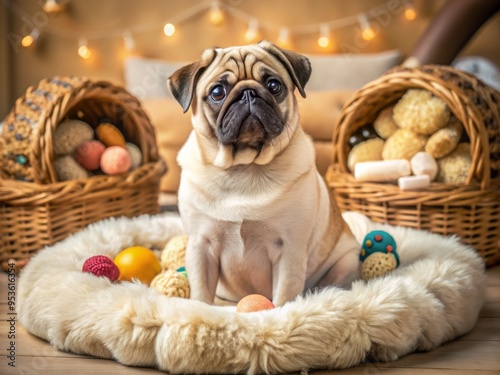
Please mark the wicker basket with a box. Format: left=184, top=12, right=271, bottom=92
left=327, top=65, right=500, bottom=267
left=0, top=76, right=167, bottom=270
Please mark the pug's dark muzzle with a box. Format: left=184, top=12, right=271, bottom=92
left=216, top=85, right=285, bottom=149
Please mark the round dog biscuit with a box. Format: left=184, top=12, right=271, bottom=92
left=425, top=117, right=463, bottom=159
left=54, top=155, right=89, bottom=181
left=53, top=120, right=94, bottom=155
left=393, top=89, right=450, bottom=135
left=436, top=143, right=471, bottom=184
left=373, top=106, right=399, bottom=139
left=382, top=129, right=427, bottom=161
left=347, top=138, right=384, bottom=172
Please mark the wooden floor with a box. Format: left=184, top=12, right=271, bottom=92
left=0, top=266, right=499, bottom=375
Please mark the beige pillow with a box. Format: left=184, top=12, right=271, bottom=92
left=306, top=50, right=402, bottom=91
left=298, top=90, right=355, bottom=141
left=124, top=57, right=188, bottom=99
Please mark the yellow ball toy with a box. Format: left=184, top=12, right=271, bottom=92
left=114, top=246, right=161, bottom=285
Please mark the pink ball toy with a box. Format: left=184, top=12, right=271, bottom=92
left=74, top=140, right=106, bottom=171
left=100, top=146, right=132, bottom=175
left=82, top=255, right=120, bottom=281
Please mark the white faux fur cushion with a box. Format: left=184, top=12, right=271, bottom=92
left=18, top=212, right=485, bottom=374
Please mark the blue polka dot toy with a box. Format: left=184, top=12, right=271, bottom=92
left=360, top=230, right=400, bottom=280
left=360, top=230, right=399, bottom=264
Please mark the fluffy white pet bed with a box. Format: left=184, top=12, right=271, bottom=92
left=18, top=212, right=486, bottom=374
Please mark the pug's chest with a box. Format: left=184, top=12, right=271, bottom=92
left=216, top=221, right=284, bottom=300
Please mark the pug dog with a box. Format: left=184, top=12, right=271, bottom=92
left=167, top=41, right=360, bottom=306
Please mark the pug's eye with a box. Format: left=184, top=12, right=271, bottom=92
left=210, top=85, right=226, bottom=102
left=267, top=79, right=282, bottom=95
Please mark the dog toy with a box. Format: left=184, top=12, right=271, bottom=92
left=398, top=174, right=430, bottom=191
left=125, top=142, right=142, bottom=170
left=436, top=143, right=472, bottom=184
left=236, top=294, right=275, bottom=313
left=151, top=269, right=190, bottom=298
left=347, top=138, right=384, bottom=173
left=100, top=146, right=132, bottom=175
left=54, top=155, right=89, bottom=181
left=382, top=128, right=427, bottom=161
left=425, top=117, right=463, bottom=159
left=114, top=246, right=161, bottom=285
left=410, top=151, right=438, bottom=181
left=153, top=236, right=190, bottom=298
left=373, top=105, right=398, bottom=139
left=82, top=255, right=120, bottom=281
left=96, top=123, right=126, bottom=147
left=74, top=140, right=106, bottom=171
left=160, top=235, right=188, bottom=271
left=354, top=159, right=411, bottom=182
left=53, top=119, right=94, bottom=155
left=360, top=230, right=399, bottom=280
left=393, top=89, right=450, bottom=135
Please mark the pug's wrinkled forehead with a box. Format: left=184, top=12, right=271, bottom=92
left=201, top=42, right=309, bottom=96
left=199, top=46, right=289, bottom=88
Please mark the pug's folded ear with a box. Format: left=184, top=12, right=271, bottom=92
left=258, top=40, right=312, bottom=98
left=167, top=48, right=217, bottom=113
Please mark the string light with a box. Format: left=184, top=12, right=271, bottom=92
left=21, top=28, right=40, bottom=48
left=276, top=27, right=291, bottom=49
left=358, top=14, right=376, bottom=41
left=317, top=24, right=330, bottom=48
left=78, top=38, right=91, bottom=59
left=404, top=1, right=417, bottom=21
left=244, top=19, right=259, bottom=43
left=163, top=23, right=176, bottom=37
left=42, top=0, right=66, bottom=15
left=209, top=2, right=224, bottom=25
left=9, top=0, right=411, bottom=61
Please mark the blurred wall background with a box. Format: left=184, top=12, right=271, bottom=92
left=1, top=0, right=499, bottom=118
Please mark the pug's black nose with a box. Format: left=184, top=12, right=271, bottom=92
left=240, top=89, right=257, bottom=100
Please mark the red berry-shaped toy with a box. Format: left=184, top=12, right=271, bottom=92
left=74, top=140, right=106, bottom=171
left=82, top=255, right=120, bottom=281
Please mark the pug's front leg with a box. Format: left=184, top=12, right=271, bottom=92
left=271, top=248, right=308, bottom=307
left=185, top=218, right=245, bottom=304
left=185, top=234, right=221, bottom=304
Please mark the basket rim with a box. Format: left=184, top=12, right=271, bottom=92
left=0, top=159, right=166, bottom=206
left=326, top=164, right=500, bottom=207
left=332, top=65, right=499, bottom=190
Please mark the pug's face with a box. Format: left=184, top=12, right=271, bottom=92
left=168, top=41, right=311, bottom=167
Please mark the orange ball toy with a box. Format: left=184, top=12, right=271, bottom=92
left=114, top=246, right=161, bottom=285
left=236, top=294, right=275, bottom=313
